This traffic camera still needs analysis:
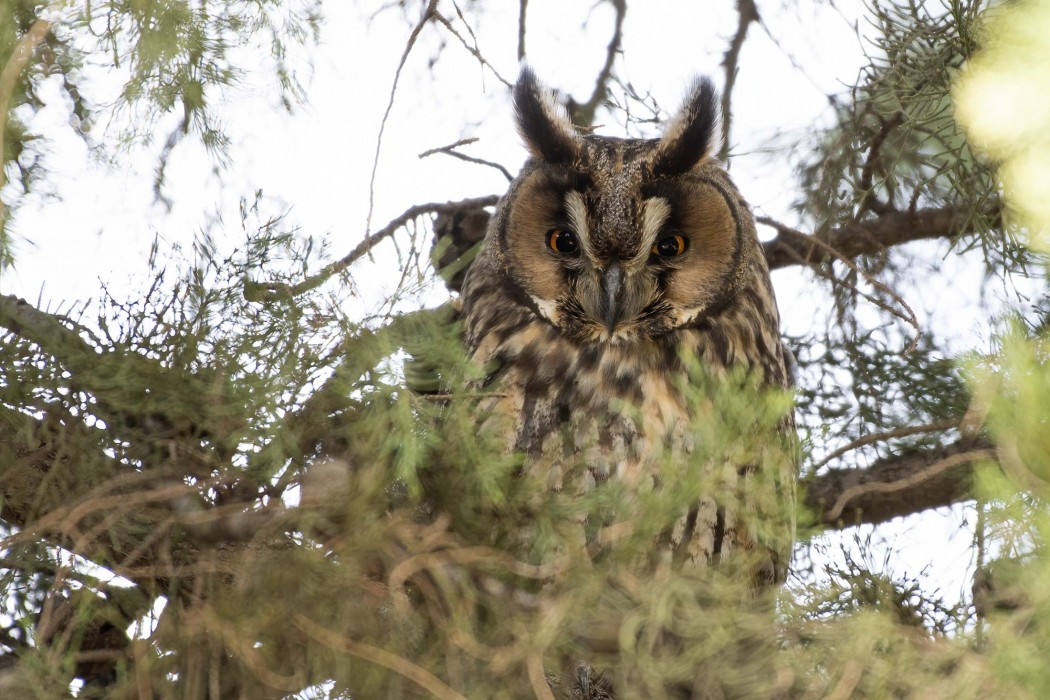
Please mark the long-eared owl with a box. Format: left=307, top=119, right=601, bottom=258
left=459, top=69, right=796, bottom=585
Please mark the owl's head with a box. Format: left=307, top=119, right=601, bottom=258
left=486, top=68, right=765, bottom=345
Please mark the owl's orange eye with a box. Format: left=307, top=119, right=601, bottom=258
left=652, top=233, right=688, bottom=257
left=548, top=228, right=579, bottom=254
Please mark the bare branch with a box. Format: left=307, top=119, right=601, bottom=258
left=422, top=203, right=988, bottom=288
left=720, top=0, right=759, bottom=161
left=517, top=0, right=528, bottom=60
left=246, top=195, right=499, bottom=300
left=569, top=0, right=627, bottom=127
left=419, top=139, right=514, bottom=181
left=365, top=0, right=440, bottom=237
left=811, top=419, right=959, bottom=471
left=432, top=10, right=513, bottom=88
left=805, top=438, right=993, bottom=528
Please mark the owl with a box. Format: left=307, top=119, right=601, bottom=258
left=459, top=69, right=795, bottom=586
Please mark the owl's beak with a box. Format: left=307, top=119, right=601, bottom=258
left=600, top=261, right=624, bottom=333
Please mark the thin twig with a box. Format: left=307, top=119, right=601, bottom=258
left=365, top=0, right=439, bottom=240
left=418, top=137, right=479, bottom=156
left=755, top=18, right=834, bottom=101
left=293, top=613, right=468, bottom=700
left=757, top=216, right=921, bottom=351
left=247, top=195, right=499, bottom=300
left=570, top=0, right=626, bottom=127
left=432, top=10, right=513, bottom=88
left=720, top=0, right=759, bottom=161
left=857, top=111, right=905, bottom=216
left=450, top=0, right=482, bottom=51
left=812, top=419, right=959, bottom=471
left=419, top=139, right=514, bottom=181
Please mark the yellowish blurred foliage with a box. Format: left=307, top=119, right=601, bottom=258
left=955, top=0, right=1050, bottom=248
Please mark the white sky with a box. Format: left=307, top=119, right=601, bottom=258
left=1, top=0, right=1002, bottom=610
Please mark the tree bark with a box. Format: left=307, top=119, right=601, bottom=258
left=761, top=205, right=991, bottom=270
left=804, top=438, right=993, bottom=528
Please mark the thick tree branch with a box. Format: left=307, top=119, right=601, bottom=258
left=805, top=438, right=993, bottom=528
left=761, top=205, right=990, bottom=271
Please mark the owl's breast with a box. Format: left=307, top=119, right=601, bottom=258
left=472, top=316, right=694, bottom=490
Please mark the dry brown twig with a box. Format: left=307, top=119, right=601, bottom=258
left=245, top=195, right=499, bottom=300
left=365, top=0, right=440, bottom=239
left=811, top=418, right=959, bottom=471
left=419, top=138, right=514, bottom=181
left=293, top=613, right=468, bottom=700
left=758, top=216, right=921, bottom=351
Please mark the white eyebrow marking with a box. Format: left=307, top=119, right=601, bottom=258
left=628, top=197, right=672, bottom=269
left=564, top=191, right=594, bottom=259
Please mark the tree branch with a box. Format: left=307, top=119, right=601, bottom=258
left=418, top=139, right=514, bottom=181
left=365, top=0, right=440, bottom=236
left=517, top=0, right=528, bottom=60
left=720, top=0, right=759, bottom=161
left=761, top=205, right=991, bottom=271
left=245, top=195, right=500, bottom=301
left=805, top=438, right=993, bottom=528
left=416, top=201, right=989, bottom=285
left=568, top=0, right=626, bottom=128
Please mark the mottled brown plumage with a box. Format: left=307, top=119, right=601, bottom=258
left=460, top=69, right=795, bottom=582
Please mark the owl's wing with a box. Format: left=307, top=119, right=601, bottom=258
left=431, top=206, right=491, bottom=294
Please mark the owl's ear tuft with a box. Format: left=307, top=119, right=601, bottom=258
left=650, top=77, right=721, bottom=177
left=514, top=68, right=581, bottom=165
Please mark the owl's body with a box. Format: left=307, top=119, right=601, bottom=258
left=460, top=70, right=794, bottom=582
